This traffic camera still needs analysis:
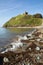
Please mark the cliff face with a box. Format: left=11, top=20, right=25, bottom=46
left=3, top=12, right=42, bottom=27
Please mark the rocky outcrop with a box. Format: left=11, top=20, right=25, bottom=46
left=0, top=29, right=43, bottom=65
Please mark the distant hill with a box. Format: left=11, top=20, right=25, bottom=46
left=3, top=12, right=43, bottom=27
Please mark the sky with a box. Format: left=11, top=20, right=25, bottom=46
left=0, top=0, right=43, bottom=27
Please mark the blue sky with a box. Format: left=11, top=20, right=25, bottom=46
left=0, top=0, right=43, bottom=27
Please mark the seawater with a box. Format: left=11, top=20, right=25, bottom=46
left=0, top=28, right=34, bottom=48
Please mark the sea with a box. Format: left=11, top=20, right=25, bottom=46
left=0, top=28, right=35, bottom=48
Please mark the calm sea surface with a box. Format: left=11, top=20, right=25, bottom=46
left=0, top=28, right=34, bottom=48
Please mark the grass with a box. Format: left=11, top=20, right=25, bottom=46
left=3, top=13, right=42, bottom=27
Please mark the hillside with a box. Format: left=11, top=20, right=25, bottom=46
left=3, top=12, right=42, bottom=27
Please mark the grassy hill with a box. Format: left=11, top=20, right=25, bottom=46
left=3, top=12, right=42, bottom=27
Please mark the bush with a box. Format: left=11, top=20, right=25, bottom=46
left=33, top=13, right=42, bottom=18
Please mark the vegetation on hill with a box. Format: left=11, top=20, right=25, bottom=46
left=33, top=13, right=42, bottom=18
left=3, top=12, right=42, bottom=27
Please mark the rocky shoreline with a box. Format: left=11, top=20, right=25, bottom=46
left=0, top=29, right=43, bottom=65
